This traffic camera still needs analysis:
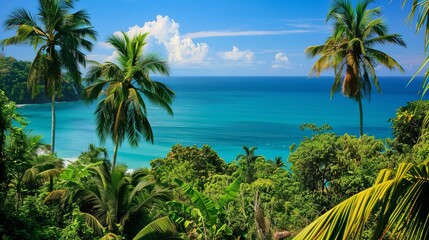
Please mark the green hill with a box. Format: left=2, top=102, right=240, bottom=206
left=0, top=54, right=82, bottom=104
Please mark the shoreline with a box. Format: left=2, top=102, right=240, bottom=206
left=16, top=100, right=83, bottom=107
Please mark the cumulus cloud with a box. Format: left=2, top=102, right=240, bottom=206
left=272, top=52, right=291, bottom=68
left=126, top=15, right=209, bottom=66
left=218, top=46, right=254, bottom=63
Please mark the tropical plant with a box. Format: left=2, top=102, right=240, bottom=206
left=305, top=0, right=406, bottom=136
left=1, top=0, right=97, bottom=153
left=390, top=100, right=429, bottom=146
left=78, top=143, right=110, bottom=166
left=294, top=160, right=429, bottom=240
left=150, top=144, right=227, bottom=191
left=0, top=90, right=23, bottom=195
left=273, top=156, right=284, bottom=168
left=4, top=127, right=45, bottom=208
left=23, top=154, right=63, bottom=192
left=47, top=161, right=178, bottom=239
left=168, top=178, right=241, bottom=240
left=236, top=146, right=263, bottom=183
left=84, top=31, right=174, bottom=171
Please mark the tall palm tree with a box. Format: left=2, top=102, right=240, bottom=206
left=84, top=32, right=174, bottom=171
left=1, top=0, right=97, bottom=153
left=294, top=160, right=429, bottom=240
left=305, top=0, right=405, bottom=136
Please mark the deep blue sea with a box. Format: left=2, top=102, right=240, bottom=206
left=18, top=76, right=425, bottom=169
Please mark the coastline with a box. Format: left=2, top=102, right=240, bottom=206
left=17, top=76, right=424, bottom=169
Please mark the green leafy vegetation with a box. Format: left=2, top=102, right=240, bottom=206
left=0, top=54, right=83, bottom=104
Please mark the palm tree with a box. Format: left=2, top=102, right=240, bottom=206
left=84, top=32, right=174, bottom=171
left=274, top=156, right=284, bottom=168
left=294, top=160, right=429, bottom=240
left=47, top=161, right=178, bottom=239
left=236, top=146, right=263, bottom=183
left=81, top=163, right=177, bottom=238
left=1, top=0, right=97, bottom=153
left=305, top=0, right=405, bottom=136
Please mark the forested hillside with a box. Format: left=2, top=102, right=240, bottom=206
left=0, top=54, right=82, bottom=104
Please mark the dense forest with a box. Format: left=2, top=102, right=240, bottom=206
left=0, top=54, right=82, bottom=104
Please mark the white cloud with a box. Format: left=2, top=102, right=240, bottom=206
left=95, top=15, right=209, bottom=66
left=218, top=46, right=254, bottom=63
left=98, top=42, right=115, bottom=50
left=126, top=15, right=209, bottom=66
left=184, top=30, right=311, bottom=39
left=87, top=51, right=118, bottom=63
left=272, top=52, right=291, bottom=68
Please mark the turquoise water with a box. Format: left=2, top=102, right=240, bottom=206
left=18, top=76, right=424, bottom=169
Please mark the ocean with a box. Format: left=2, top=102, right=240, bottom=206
left=18, top=76, right=425, bottom=169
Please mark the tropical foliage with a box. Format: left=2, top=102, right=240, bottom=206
left=305, top=0, right=405, bottom=136
left=390, top=100, right=429, bottom=147
left=46, top=161, right=178, bottom=239
left=294, top=160, right=429, bottom=240
left=150, top=144, right=227, bottom=191
left=168, top=178, right=241, bottom=239
left=84, top=32, right=174, bottom=171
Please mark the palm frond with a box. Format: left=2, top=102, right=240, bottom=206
left=366, top=48, right=405, bottom=72
left=44, top=189, right=67, bottom=202
left=81, top=212, right=106, bottom=237
left=294, top=161, right=429, bottom=240
left=218, top=177, right=241, bottom=208
left=132, top=216, right=179, bottom=240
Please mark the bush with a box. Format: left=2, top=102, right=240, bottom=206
left=390, top=100, right=429, bottom=147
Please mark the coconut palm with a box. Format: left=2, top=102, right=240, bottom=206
left=305, top=0, right=405, bottom=136
left=1, top=0, right=97, bottom=153
left=47, top=161, right=178, bottom=239
left=78, top=163, right=177, bottom=239
left=294, top=160, right=429, bottom=240
left=84, top=32, right=174, bottom=171
left=236, top=146, right=263, bottom=183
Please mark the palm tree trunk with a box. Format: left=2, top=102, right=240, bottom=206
left=358, top=97, right=363, bottom=137
left=51, top=92, right=56, bottom=153
left=112, top=138, right=119, bottom=172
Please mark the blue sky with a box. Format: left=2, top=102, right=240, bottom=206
left=0, top=0, right=426, bottom=76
